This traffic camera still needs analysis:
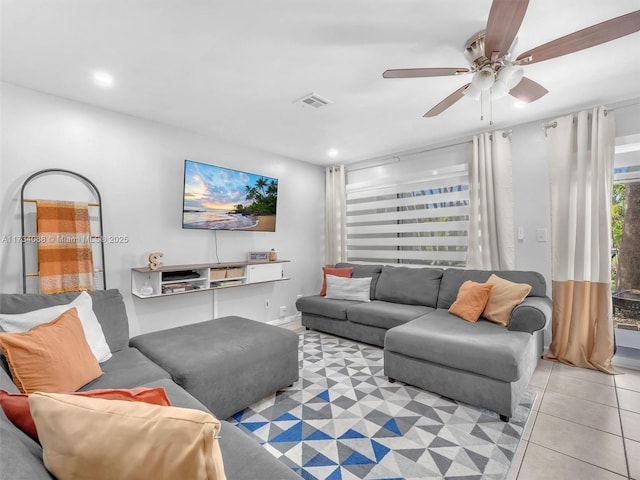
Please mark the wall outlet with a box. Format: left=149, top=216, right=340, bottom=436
left=279, top=306, right=287, bottom=318
left=264, top=298, right=270, bottom=309
left=536, top=228, right=548, bottom=242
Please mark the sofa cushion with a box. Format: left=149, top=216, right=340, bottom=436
left=375, top=265, right=443, bottom=307
left=385, top=310, right=535, bottom=382
left=0, top=408, right=52, bottom=480
left=87, top=290, right=130, bottom=353
left=437, top=269, right=546, bottom=310
left=347, top=301, right=434, bottom=330
left=0, top=291, right=112, bottom=362
left=29, top=392, right=227, bottom=480
left=0, top=308, right=103, bottom=393
left=296, top=295, right=355, bottom=321
left=336, top=263, right=383, bottom=300
left=78, top=347, right=171, bottom=391
left=0, top=289, right=130, bottom=353
left=1, top=364, right=48, bottom=477
left=436, top=270, right=492, bottom=309
left=0, top=366, right=19, bottom=394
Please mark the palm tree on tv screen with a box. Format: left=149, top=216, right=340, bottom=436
left=241, top=178, right=277, bottom=215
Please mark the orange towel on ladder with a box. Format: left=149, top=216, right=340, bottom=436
left=36, top=200, right=95, bottom=294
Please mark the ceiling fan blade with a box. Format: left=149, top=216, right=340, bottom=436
left=485, top=0, right=530, bottom=58
left=423, top=84, right=470, bottom=117
left=509, top=77, right=548, bottom=102
left=516, top=10, right=640, bottom=65
left=383, top=67, right=469, bottom=78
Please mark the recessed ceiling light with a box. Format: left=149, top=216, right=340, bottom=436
left=327, top=149, right=339, bottom=158
left=92, top=71, right=114, bottom=88
left=514, top=100, right=528, bottom=108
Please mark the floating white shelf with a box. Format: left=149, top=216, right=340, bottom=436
left=131, top=260, right=290, bottom=299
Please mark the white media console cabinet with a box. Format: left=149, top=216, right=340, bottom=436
left=131, top=260, right=289, bottom=299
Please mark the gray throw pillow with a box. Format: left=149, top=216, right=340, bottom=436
left=325, top=276, right=372, bottom=302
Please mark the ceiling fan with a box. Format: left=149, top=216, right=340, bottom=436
left=383, top=1, right=640, bottom=118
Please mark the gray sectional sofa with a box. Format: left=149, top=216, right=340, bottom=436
left=296, top=263, right=551, bottom=421
left=0, top=289, right=300, bottom=480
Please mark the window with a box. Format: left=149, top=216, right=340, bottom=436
left=611, top=134, right=640, bottom=334
left=613, top=144, right=640, bottom=184
left=345, top=163, right=469, bottom=266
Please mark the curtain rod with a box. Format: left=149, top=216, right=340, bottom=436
left=348, top=128, right=512, bottom=172
left=347, top=139, right=471, bottom=172
left=489, top=130, right=512, bottom=140
left=542, top=108, right=612, bottom=134
left=542, top=98, right=640, bottom=133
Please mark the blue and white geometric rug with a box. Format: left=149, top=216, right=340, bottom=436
left=231, top=331, right=534, bottom=480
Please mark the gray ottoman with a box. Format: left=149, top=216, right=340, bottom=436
left=130, top=316, right=299, bottom=419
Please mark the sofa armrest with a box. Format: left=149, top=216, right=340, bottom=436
left=507, top=297, right=552, bottom=334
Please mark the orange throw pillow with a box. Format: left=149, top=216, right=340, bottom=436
left=482, top=274, right=532, bottom=326
left=320, top=267, right=352, bottom=296
left=0, top=387, right=172, bottom=442
left=0, top=308, right=103, bottom=393
left=448, top=280, right=494, bottom=322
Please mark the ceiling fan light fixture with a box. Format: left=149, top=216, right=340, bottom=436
left=463, top=83, right=482, bottom=101
left=497, top=65, right=524, bottom=89
left=491, top=80, right=509, bottom=99
left=471, top=67, right=495, bottom=91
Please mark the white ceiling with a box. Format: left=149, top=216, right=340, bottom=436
left=2, top=0, right=639, bottom=166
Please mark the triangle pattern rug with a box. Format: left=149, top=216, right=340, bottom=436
left=230, top=330, right=535, bottom=480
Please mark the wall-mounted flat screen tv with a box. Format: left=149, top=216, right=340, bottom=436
left=182, top=159, right=278, bottom=231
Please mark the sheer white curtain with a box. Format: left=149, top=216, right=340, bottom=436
left=325, top=165, right=346, bottom=266
left=545, top=106, right=616, bottom=373
left=467, top=131, right=515, bottom=270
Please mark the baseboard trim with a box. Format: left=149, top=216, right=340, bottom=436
left=268, top=315, right=299, bottom=326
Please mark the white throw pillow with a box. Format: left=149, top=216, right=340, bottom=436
left=325, top=275, right=372, bottom=302
left=0, top=291, right=112, bottom=363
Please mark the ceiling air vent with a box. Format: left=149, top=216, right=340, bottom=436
left=294, top=93, right=332, bottom=110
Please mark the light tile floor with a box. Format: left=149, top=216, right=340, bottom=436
left=509, top=358, right=640, bottom=480
left=281, top=320, right=640, bottom=479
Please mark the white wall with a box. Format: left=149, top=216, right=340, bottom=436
left=0, top=83, right=325, bottom=336
left=511, top=121, right=552, bottom=288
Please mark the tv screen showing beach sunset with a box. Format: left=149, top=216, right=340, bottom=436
left=182, top=160, right=278, bottom=231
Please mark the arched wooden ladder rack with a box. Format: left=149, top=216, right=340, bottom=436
left=20, top=169, right=107, bottom=293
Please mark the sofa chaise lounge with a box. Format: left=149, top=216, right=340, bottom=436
left=296, top=263, right=551, bottom=421
left=0, top=289, right=300, bottom=479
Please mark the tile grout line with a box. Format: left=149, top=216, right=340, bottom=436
left=514, top=396, right=542, bottom=479
left=615, top=373, right=632, bottom=479
left=515, top=359, right=549, bottom=479
left=550, top=369, right=617, bottom=387
left=534, top=410, right=623, bottom=438
left=525, top=441, right=630, bottom=479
